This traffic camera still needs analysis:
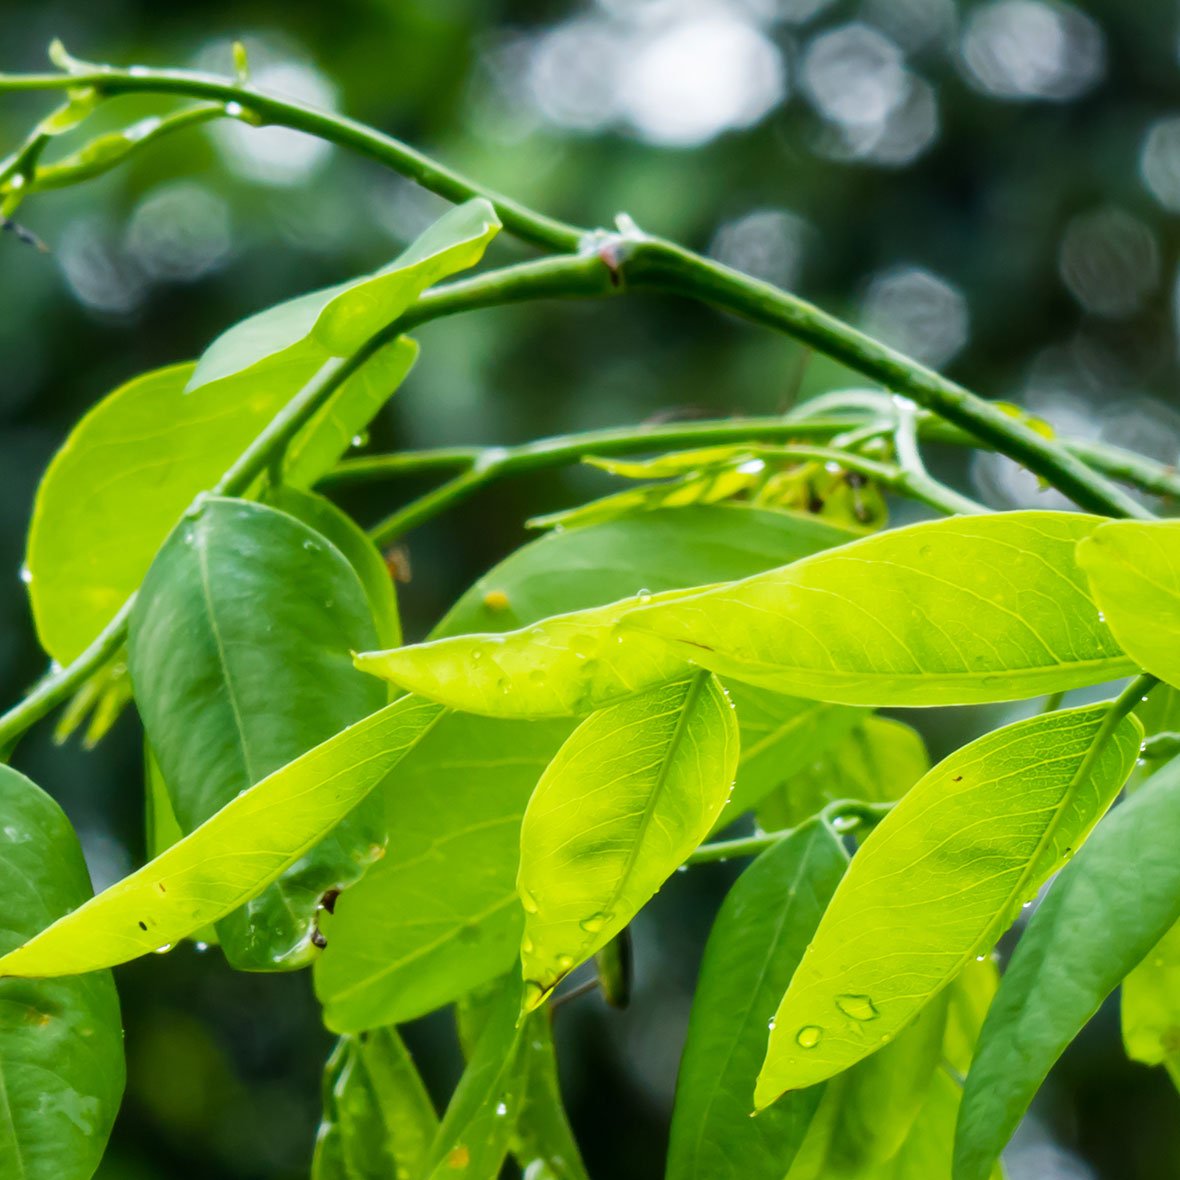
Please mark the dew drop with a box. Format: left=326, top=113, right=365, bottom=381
left=836, top=994, right=879, bottom=1022
left=1097, top=611, right=1107, bottom=623
left=519, top=888, right=539, bottom=914
left=193, top=941, right=210, bottom=954
left=18, top=565, right=31, bottom=585
left=522, top=936, right=534, bottom=954
left=795, top=1025, right=823, bottom=1049
left=302, top=540, right=319, bottom=552
left=767, top=1016, right=777, bottom=1031
left=224, top=100, right=244, bottom=118
left=495, top=1102, right=508, bottom=1117
left=472, top=650, right=483, bottom=662
left=153, top=943, right=174, bottom=955
left=557, top=954, right=574, bottom=970
left=976, top=954, right=986, bottom=962
left=578, top=913, right=607, bottom=934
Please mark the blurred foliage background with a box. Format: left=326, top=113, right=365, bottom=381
left=3, top=0, right=1180, bottom=1176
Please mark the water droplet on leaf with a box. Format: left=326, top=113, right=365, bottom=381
left=796, top=1025, right=823, bottom=1049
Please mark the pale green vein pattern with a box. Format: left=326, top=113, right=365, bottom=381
left=755, top=703, right=1142, bottom=1105
left=518, top=673, right=739, bottom=1009
left=1078, top=519, right=1180, bottom=690
left=0, top=694, right=446, bottom=978
left=624, top=511, right=1135, bottom=707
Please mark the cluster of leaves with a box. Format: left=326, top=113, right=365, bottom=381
left=4, top=49, right=1180, bottom=1180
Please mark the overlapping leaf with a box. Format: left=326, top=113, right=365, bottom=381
left=756, top=703, right=1142, bottom=1105
left=518, top=673, right=739, bottom=1009
left=955, top=753, right=1180, bottom=1180
left=625, top=511, right=1135, bottom=706
left=0, top=765, right=124, bottom=1180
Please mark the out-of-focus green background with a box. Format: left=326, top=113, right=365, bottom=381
left=3, top=1, right=1179, bottom=1176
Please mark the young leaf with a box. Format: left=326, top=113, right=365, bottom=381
left=667, top=820, right=849, bottom=1180
left=0, top=693, right=446, bottom=978
left=315, top=713, right=573, bottom=1032
left=954, top=752, right=1180, bottom=1180
left=312, top=1028, right=438, bottom=1180
left=26, top=342, right=415, bottom=665
left=0, top=765, right=124, bottom=1180
left=128, top=497, right=388, bottom=970
left=1077, top=519, right=1180, bottom=689
left=518, top=672, right=739, bottom=1010
left=757, top=717, right=929, bottom=831
left=756, top=702, right=1142, bottom=1106
left=1121, top=918, right=1180, bottom=1088
left=424, top=976, right=535, bottom=1180
left=189, top=198, right=499, bottom=387
left=624, top=511, right=1135, bottom=706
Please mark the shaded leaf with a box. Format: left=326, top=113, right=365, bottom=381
left=316, top=713, right=573, bottom=1032
left=0, top=765, right=124, bottom=1180
left=519, top=673, right=739, bottom=1010
left=626, top=512, right=1133, bottom=707
left=128, top=497, right=388, bottom=970
left=0, top=692, right=446, bottom=978
left=667, top=820, right=848, bottom=1180
left=757, top=703, right=1142, bottom=1105
left=955, top=753, right=1180, bottom=1180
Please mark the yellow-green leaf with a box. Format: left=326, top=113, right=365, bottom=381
left=1122, top=918, right=1180, bottom=1088
left=518, top=673, right=739, bottom=1009
left=755, top=703, right=1142, bottom=1106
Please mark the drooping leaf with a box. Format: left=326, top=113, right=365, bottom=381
left=424, top=976, right=535, bottom=1180
left=1078, top=519, right=1180, bottom=689
left=26, top=342, right=415, bottom=665
left=189, top=198, right=499, bottom=388
left=666, top=820, right=848, bottom=1180
left=756, top=702, right=1142, bottom=1106
left=128, top=497, right=388, bottom=970
left=0, top=765, right=124, bottom=1180
left=624, top=512, right=1135, bottom=706
left=316, top=713, right=573, bottom=1032
left=518, top=672, right=739, bottom=1010
left=268, top=486, right=401, bottom=647
left=954, top=753, right=1180, bottom=1180
left=757, top=717, right=929, bottom=831
left=1122, top=918, right=1180, bottom=1089
left=0, top=693, right=446, bottom=978
left=312, top=1028, right=438, bottom=1180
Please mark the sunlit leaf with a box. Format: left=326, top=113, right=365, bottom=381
left=1122, top=919, right=1180, bottom=1089
left=0, top=693, right=446, bottom=978
left=315, top=712, right=573, bottom=1032
left=955, top=753, right=1180, bottom=1180
left=1078, top=519, right=1180, bottom=689
left=625, top=512, right=1134, bottom=706
left=312, top=1028, right=438, bottom=1180
left=518, top=673, right=739, bottom=1010
left=667, top=820, right=848, bottom=1180
left=128, top=497, right=388, bottom=970
left=0, top=765, right=124, bottom=1180
left=756, top=703, right=1142, bottom=1106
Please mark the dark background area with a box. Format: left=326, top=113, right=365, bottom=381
left=2, top=1, right=1179, bottom=1176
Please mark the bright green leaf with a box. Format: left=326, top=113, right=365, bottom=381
left=1078, top=519, right=1180, bottom=689
left=625, top=512, right=1134, bottom=707
left=954, top=752, right=1180, bottom=1180
left=0, top=692, right=446, bottom=978
left=0, top=765, right=124, bottom=1180
left=666, top=820, right=848, bottom=1180
left=312, top=1028, right=438, bottom=1180
left=315, top=712, right=573, bottom=1032
left=757, top=716, right=929, bottom=831
left=518, top=672, right=739, bottom=1010
left=1122, top=918, right=1180, bottom=1089
left=756, top=702, right=1142, bottom=1105
left=128, top=497, right=388, bottom=970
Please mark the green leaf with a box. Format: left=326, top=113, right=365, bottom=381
left=756, top=702, right=1142, bottom=1106
left=757, top=717, right=929, bottom=831
left=1078, top=519, right=1180, bottom=689
left=315, top=712, right=573, bottom=1032
left=189, top=198, right=499, bottom=388
left=1122, top=918, right=1180, bottom=1088
left=26, top=341, right=415, bottom=664
left=312, top=1028, right=438, bottom=1180
left=667, top=820, right=848, bottom=1180
left=268, top=486, right=401, bottom=648
left=954, top=752, right=1180, bottom=1180
left=128, top=497, right=388, bottom=970
left=0, top=765, right=124, bottom=1180
left=0, top=692, right=446, bottom=978
left=424, top=976, right=535, bottom=1180
left=518, top=672, right=739, bottom=1010
left=625, top=511, right=1134, bottom=707
left=434, top=504, right=856, bottom=639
